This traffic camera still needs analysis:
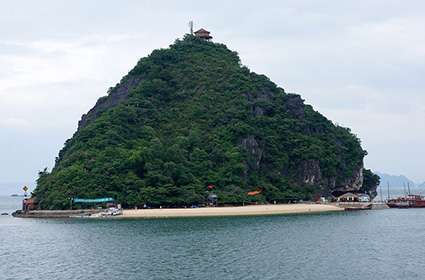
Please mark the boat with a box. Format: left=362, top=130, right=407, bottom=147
left=337, top=203, right=372, bottom=211
left=387, top=194, right=425, bottom=208
left=101, top=207, right=122, bottom=216
left=69, top=207, right=122, bottom=218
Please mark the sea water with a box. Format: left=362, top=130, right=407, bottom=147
left=1, top=196, right=425, bottom=280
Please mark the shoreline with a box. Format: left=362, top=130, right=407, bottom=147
left=12, top=204, right=344, bottom=219
left=121, top=204, right=344, bottom=219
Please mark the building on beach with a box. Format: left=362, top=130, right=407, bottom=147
left=337, top=192, right=371, bottom=203
left=22, top=197, right=38, bottom=212
left=207, top=193, right=218, bottom=206
left=337, top=192, right=358, bottom=202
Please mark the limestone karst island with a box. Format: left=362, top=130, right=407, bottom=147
left=5, top=2, right=425, bottom=279
left=15, top=29, right=380, bottom=218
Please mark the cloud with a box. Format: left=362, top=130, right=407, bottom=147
left=0, top=117, right=30, bottom=128
left=0, top=0, right=424, bottom=183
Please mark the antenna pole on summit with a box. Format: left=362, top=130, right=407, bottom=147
left=188, top=21, right=194, bottom=35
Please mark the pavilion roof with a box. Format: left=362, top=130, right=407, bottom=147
left=194, top=28, right=210, bottom=34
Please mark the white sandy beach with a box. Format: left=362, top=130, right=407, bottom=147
left=122, top=204, right=343, bottom=218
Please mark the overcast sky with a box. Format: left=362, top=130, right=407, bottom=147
left=1, top=0, right=424, bottom=193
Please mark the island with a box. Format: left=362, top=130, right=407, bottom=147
left=20, top=29, right=379, bottom=215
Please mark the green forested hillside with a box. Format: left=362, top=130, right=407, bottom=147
left=33, top=35, right=378, bottom=209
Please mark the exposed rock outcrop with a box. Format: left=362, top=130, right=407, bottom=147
left=240, top=136, right=263, bottom=171
left=78, top=75, right=142, bottom=129
left=283, top=94, right=305, bottom=119
left=296, top=161, right=368, bottom=198
left=331, top=164, right=364, bottom=196
left=297, top=160, right=322, bottom=185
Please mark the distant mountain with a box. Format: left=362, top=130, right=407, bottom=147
left=375, top=172, right=417, bottom=188
left=418, top=182, right=425, bottom=188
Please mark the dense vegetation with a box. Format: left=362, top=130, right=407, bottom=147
left=361, top=169, right=381, bottom=197
left=34, top=35, right=377, bottom=209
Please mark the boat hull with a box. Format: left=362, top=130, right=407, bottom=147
left=387, top=195, right=425, bottom=208
left=387, top=203, right=409, bottom=208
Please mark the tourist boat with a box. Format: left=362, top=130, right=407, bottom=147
left=387, top=195, right=425, bottom=208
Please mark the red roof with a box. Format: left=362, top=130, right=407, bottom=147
left=23, top=197, right=37, bottom=205
left=247, top=190, right=262, bottom=196
left=194, top=28, right=210, bottom=34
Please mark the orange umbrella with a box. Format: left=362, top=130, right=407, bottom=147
left=247, top=190, right=262, bottom=196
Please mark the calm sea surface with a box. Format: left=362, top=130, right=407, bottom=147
left=1, top=196, right=425, bottom=280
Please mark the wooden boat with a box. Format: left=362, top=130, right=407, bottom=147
left=387, top=195, right=425, bottom=208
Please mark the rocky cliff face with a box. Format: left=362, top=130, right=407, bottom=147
left=302, top=162, right=365, bottom=196
left=78, top=75, right=142, bottom=129
left=240, top=136, right=263, bottom=171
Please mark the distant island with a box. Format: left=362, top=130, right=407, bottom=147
left=376, top=172, right=424, bottom=188
left=31, top=32, right=379, bottom=210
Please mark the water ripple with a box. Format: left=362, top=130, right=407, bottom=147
left=2, top=200, right=425, bottom=280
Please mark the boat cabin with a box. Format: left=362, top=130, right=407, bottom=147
left=194, top=28, right=212, bottom=40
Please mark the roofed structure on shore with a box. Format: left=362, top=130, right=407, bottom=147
left=247, top=190, right=262, bottom=196
left=337, top=192, right=358, bottom=202
left=357, top=193, right=371, bottom=202
left=207, top=193, right=218, bottom=206
left=194, top=28, right=212, bottom=40
left=22, top=197, right=38, bottom=211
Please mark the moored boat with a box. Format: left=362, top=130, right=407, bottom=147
left=387, top=195, right=425, bottom=208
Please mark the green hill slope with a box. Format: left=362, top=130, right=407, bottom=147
left=33, top=35, right=379, bottom=209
